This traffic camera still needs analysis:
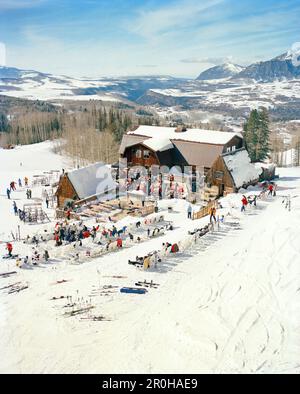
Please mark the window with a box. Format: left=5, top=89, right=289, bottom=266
left=214, top=171, right=224, bottom=180
left=135, top=149, right=142, bottom=159
left=232, top=146, right=236, bottom=152
left=143, top=150, right=150, bottom=158
left=226, top=147, right=231, bottom=153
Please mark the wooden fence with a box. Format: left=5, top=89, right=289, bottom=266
left=192, top=201, right=216, bottom=220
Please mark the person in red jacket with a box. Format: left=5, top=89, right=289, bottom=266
left=171, top=243, right=179, bottom=253
left=268, top=183, right=274, bottom=196
left=117, top=237, right=123, bottom=248
left=241, top=195, right=248, bottom=212
left=6, top=242, right=13, bottom=257
left=66, top=209, right=71, bottom=220
left=83, top=230, right=90, bottom=239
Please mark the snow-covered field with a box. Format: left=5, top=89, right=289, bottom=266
left=0, top=142, right=299, bottom=373
left=150, top=78, right=300, bottom=111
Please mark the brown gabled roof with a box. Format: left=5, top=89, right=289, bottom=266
left=172, top=140, right=224, bottom=167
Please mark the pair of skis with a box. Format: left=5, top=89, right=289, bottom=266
left=135, top=280, right=160, bottom=289
left=0, top=271, right=17, bottom=278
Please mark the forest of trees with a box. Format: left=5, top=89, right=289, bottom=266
left=244, top=108, right=271, bottom=162
left=0, top=102, right=157, bottom=165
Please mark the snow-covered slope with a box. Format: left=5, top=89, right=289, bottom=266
left=0, top=67, right=121, bottom=102
left=0, top=142, right=300, bottom=373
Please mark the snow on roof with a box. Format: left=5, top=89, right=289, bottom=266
left=223, top=149, right=262, bottom=189
left=128, top=125, right=241, bottom=146
left=67, top=162, right=116, bottom=200
left=142, top=137, right=173, bottom=152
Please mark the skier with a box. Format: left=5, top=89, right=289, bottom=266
left=187, top=204, right=192, bottom=220
left=10, top=181, right=16, bottom=191
left=18, top=178, right=22, bottom=187
left=117, top=237, right=123, bottom=248
left=13, top=201, right=18, bottom=215
left=241, top=195, right=248, bottom=212
left=24, top=177, right=29, bottom=187
left=46, top=197, right=49, bottom=209
left=26, top=189, right=30, bottom=199
left=6, top=242, right=13, bottom=257
left=268, top=183, right=274, bottom=196
left=43, top=250, right=50, bottom=262
left=209, top=206, right=217, bottom=223
left=6, top=188, right=11, bottom=199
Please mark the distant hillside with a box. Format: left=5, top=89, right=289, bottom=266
left=197, top=63, right=244, bottom=80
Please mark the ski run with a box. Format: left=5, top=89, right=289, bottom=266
left=0, top=141, right=299, bottom=374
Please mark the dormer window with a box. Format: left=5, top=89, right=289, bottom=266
left=143, top=150, right=150, bottom=158
left=135, top=149, right=142, bottom=158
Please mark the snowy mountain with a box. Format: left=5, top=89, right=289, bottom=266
left=235, top=53, right=300, bottom=82
left=0, top=66, right=183, bottom=103
left=1, top=51, right=300, bottom=119
left=196, top=63, right=245, bottom=80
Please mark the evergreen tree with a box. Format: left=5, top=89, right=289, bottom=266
left=258, top=108, right=271, bottom=161
left=244, top=108, right=271, bottom=162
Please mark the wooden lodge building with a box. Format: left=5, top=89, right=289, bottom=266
left=206, top=148, right=262, bottom=196
left=55, top=162, right=116, bottom=208
left=119, top=125, right=244, bottom=174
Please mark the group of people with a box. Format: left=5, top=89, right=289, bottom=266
left=6, top=177, right=30, bottom=200
left=12, top=201, right=26, bottom=222
left=15, top=249, right=50, bottom=268
left=128, top=250, right=162, bottom=270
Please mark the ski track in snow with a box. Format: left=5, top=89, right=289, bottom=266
left=0, top=142, right=300, bottom=373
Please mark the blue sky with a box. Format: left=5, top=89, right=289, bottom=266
left=0, top=0, right=299, bottom=77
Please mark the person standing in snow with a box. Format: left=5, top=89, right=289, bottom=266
left=24, top=177, right=29, bottom=187
left=13, top=201, right=18, bottom=215
left=268, top=183, right=274, bottom=197
left=18, top=178, right=22, bottom=188
left=46, top=197, right=49, bottom=209
left=6, top=188, right=11, bottom=199
left=209, top=206, right=217, bottom=223
left=187, top=203, right=193, bottom=219
left=116, top=237, right=123, bottom=248
left=241, top=195, right=248, bottom=212
left=10, top=181, right=16, bottom=191
left=6, top=242, right=13, bottom=257
left=43, top=250, right=50, bottom=262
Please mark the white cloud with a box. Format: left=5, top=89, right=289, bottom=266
left=128, top=0, right=224, bottom=40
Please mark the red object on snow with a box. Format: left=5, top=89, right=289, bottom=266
left=242, top=197, right=248, bottom=206
left=83, top=231, right=90, bottom=239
